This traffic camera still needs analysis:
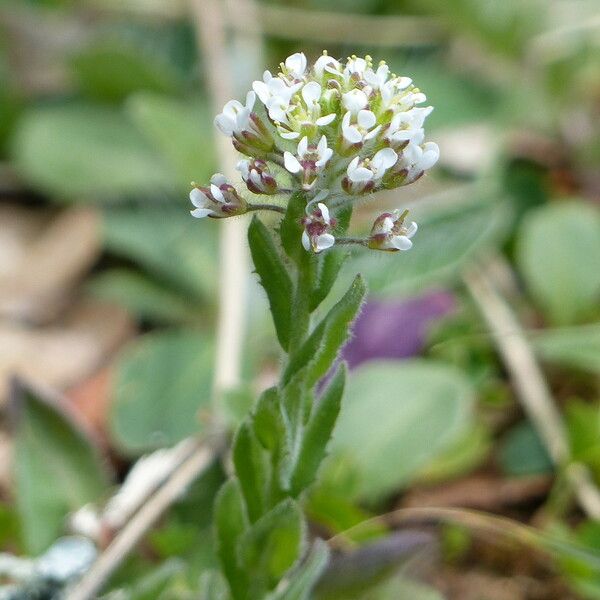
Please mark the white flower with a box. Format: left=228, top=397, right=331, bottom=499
left=302, top=202, right=336, bottom=253
left=342, top=89, right=369, bottom=114
left=344, top=56, right=368, bottom=79
left=314, top=54, right=342, bottom=78
left=399, top=141, right=440, bottom=183
left=300, top=82, right=336, bottom=127
left=386, top=106, right=433, bottom=146
left=341, top=110, right=381, bottom=146
left=214, top=91, right=256, bottom=136
left=364, top=63, right=390, bottom=90
left=369, top=211, right=418, bottom=251
left=284, top=136, right=333, bottom=187
left=344, top=148, right=398, bottom=194
left=285, top=52, right=307, bottom=79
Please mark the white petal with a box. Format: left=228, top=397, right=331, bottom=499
left=391, top=235, right=413, bottom=251
left=190, top=188, right=210, bottom=208
left=317, top=135, right=328, bottom=156
left=284, top=151, right=302, bottom=174
left=314, top=55, right=340, bottom=77
left=211, top=173, right=228, bottom=186
left=280, top=130, right=301, bottom=140
left=419, top=142, right=440, bottom=170
left=236, top=160, right=250, bottom=179
left=373, top=148, right=398, bottom=171
left=396, top=76, right=412, bottom=89
left=191, top=208, right=213, bottom=218
left=297, top=136, right=309, bottom=157
left=349, top=166, right=374, bottom=183
left=316, top=147, right=333, bottom=168
left=302, top=81, right=321, bottom=105
left=364, top=125, right=382, bottom=141
left=214, top=114, right=234, bottom=136
left=318, top=202, right=330, bottom=224
left=346, top=157, right=360, bottom=176
left=342, top=89, right=368, bottom=114
left=343, top=125, right=362, bottom=145
left=315, top=233, right=335, bottom=252
left=316, top=113, right=336, bottom=126
left=210, top=184, right=225, bottom=202
left=381, top=216, right=394, bottom=233
left=245, top=90, right=256, bottom=111
left=252, top=81, right=270, bottom=104
left=405, top=221, right=418, bottom=238
left=285, top=52, right=307, bottom=77
left=302, top=230, right=311, bottom=251
left=357, top=110, right=376, bottom=129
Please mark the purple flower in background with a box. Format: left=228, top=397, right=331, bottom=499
left=343, top=290, right=455, bottom=369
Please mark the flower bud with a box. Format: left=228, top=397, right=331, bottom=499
left=301, top=202, right=336, bottom=253
left=236, top=159, right=278, bottom=195
left=368, top=210, right=417, bottom=251
left=190, top=174, right=247, bottom=219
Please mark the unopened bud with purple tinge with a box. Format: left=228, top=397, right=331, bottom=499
left=368, top=210, right=417, bottom=251
left=302, top=202, right=336, bottom=253
left=190, top=173, right=247, bottom=219
left=236, top=159, right=278, bottom=195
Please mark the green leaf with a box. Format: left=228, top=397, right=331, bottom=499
left=516, top=202, right=600, bottom=325
left=499, top=421, right=553, bottom=476
left=70, top=42, right=181, bottom=103
left=126, top=92, right=215, bottom=187
left=271, top=539, right=329, bottom=600
left=349, top=193, right=508, bottom=298
left=330, top=360, right=475, bottom=502
left=248, top=216, right=293, bottom=350
left=11, top=104, right=172, bottom=199
left=215, top=479, right=250, bottom=600
left=253, top=387, right=285, bottom=452
left=13, top=384, right=110, bottom=554
left=532, top=324, right=600, bottom=375
left=280, top=192, right=308, bottom=264
left=233, top=420, right=270, bottom=523
left=238, top=499, right=305, bottom=592
left=87, top=269, right=198, bottom=324
left=110, top=331, right=213, bottom=455
left=290, top=364, right=346, bottom=496
left=284, top=275, right=366, bottom=387
left=103, top=205, right=218, bottom=302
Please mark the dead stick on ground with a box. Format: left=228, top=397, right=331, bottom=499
left=464, top=261, right=600, bottom=519
left=66, top=441, right=218, bottom=600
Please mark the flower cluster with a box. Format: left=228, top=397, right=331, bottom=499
left=191, top=52, right=440, bottom=253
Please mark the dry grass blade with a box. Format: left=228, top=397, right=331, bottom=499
left=464, top=261, right=600, bottom=519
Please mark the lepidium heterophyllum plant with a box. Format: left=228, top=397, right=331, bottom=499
left=190, top=52, right=439, bottom=599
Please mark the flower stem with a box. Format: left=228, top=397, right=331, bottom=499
left=335, top=237, right=369, bottom=246
left=247, top=203, right=287, bottom=214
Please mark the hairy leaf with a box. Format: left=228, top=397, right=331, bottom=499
left=233, top=420, right=270, bottom=522
left=271, top=539, right=329, bottom=600
left=284, top=275, right=366, bottom=387
left=290, top=364, right=346, bottom=496
left=215, top=479, right=249, bottom=600
left=238, top=499, right=305, bottom=592
left=249, top=216, right=293, bottom=350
